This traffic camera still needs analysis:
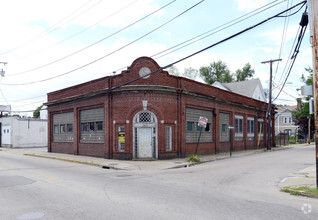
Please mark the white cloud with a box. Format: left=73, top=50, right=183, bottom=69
left=235, top=0, right=268, bottom=12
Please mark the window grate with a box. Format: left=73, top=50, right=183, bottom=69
left=139, top=112, right=151, bottom=122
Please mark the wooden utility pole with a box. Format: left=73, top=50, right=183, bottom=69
left=261, top=59, right=282, bottom=150
left=308, top=0, right=318, bottom=187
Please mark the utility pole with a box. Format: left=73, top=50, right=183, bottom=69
left=308, top=0, right=318, bottom=187
left=261, top=59, right=282, bottom=150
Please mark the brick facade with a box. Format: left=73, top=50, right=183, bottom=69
left=46, top=57, right=274, bottom=160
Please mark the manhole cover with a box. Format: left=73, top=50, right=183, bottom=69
left=174, top=162, right=183, bottom=164
left=0, top=176, right=35, bottom=188
left=108, top=163, right=118, bottom=166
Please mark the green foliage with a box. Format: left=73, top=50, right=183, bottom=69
left=199, top=60, right=233, bottom=85
left=188, top=154, right=200, bottom=163
left=168, top=66, right=180, bottom=76
left=33, top=105, right=43, bottom=118
left=199, top=61, right=255, bottom=85
left=300, top=66, right=313, bottom=86
left=282, top=186, right=318, bottom=198
left=292, top=67, right=314, bottom=136
left=183, top=67, right=198, bottom=80
left=235, top=63, right=255, bottom=82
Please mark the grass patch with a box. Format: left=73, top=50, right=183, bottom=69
left=281, top=186, right=318, bottom=198
left=188, top=154, right=200, bottom=163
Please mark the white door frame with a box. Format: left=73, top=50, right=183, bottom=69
left=133, top=111, right=158, bottom=159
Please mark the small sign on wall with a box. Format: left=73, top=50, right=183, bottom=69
left=118, top=132, right=125, bottom=143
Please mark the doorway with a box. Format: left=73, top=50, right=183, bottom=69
left=133, top=111, right=157, bottom=159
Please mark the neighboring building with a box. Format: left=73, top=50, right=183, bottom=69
left=0, top=116, right=48, bottom=148
left=275, top=106, right=298, bottom=135
left=213, top=78, right=267, bottom=102
left=45, top=57, right=274, bottom=160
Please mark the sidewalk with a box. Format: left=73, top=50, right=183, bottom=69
left=0, top=144, right=294, bottom=171
left=279, top=165, right=316, bottom=190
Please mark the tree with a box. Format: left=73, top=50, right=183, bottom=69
left=33, top=105, right=43, bottom=118
left=235, top=63, right=255, bottom=82
left=183, top=67, right=198, bottom=80
left=199, top=60, right=233, bottom=85
left=300, top=66, right=313, bottom=85
left=168, top=66, right=180, bottom=76
left=292, top=67, right=314, bottom=138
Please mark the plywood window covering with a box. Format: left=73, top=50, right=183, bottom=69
left=186, top=108, right=213, bottom=143
left=53, top=112, right=74, bottom=142
left=80, top=108, right=104, bottom=143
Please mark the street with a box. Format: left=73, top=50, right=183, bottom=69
left=1, top=145, right=318, bottom=219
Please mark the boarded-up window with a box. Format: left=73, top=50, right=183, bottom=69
left=53, top=112, right=74, bottom=142
left=80, top=108, right=104, bottom=143
left=186, top=108, right=213, bottom=143
left=219, top=113, right=230, bottom=142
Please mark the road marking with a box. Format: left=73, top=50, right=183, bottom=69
left=41, top=175, right=57, bottom=180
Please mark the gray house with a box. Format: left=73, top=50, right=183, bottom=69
left=212, top=78, right=266, bottom=102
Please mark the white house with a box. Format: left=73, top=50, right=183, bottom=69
left=212, top=78, right=267, bottom=102
left=0, top=116, right=47, bottom=148
left=274, top=106, right=298, bottom=135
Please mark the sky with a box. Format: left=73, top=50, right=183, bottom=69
left=0, top=0, right=313, bottom=116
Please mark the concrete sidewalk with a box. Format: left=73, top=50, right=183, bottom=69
left=279, top=165, right=316, bottom=189
left=0, top=144, right=294, bottom=171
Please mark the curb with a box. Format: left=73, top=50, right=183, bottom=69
left=24, top=153, right=103, bottom=168
left=281, top=186, right=318, bottom=198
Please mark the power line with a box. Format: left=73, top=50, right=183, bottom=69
left=152, top=0, right=287, bottom=59
left=6, top=0, right=177, bottom=77
left=12, top=0, right=139, bottom=63
left=1, top=0, right=203, bottom=86
left=274, top=0, right=292, bottom=79
left=107, top=0, right=288, bottom=77
left=272, top=9, right=308, bottom=102
left=0, top=0, right=97, bottom=56
left=10, top=1, right=307, bottom=113
left=72, top=0, right=308, bottom=100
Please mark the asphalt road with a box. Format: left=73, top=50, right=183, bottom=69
left=0, top=145, right=317, bottom=220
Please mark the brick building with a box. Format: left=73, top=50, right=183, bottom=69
left=45, top=57, right=274, bottom=160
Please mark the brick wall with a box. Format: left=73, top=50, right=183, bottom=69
left=46, top=56, right=270, bottom=159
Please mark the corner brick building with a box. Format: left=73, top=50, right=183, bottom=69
left=45, top=56, right=274, bottom=160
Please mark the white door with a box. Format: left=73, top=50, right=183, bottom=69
left=137, top=128, right=152, bottom=158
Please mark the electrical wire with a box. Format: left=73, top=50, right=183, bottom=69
left=3, top=2, right=303, bottom=110
left=107, top=0, right=288, bottom=77
left=152, top=0, right=287, bottom=59
left=272, top=9, right=308, bottom=102
left=7, top=0, right=177, bottom=77
left=1, top=0, right=203, bottom=85
left=49, top=0, right=306, bottom=105
left=0, top=0, right=97, bottom=56
left=274, top=0, right=292, bottom=79
left=12, top=0, right=139, bottom=62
